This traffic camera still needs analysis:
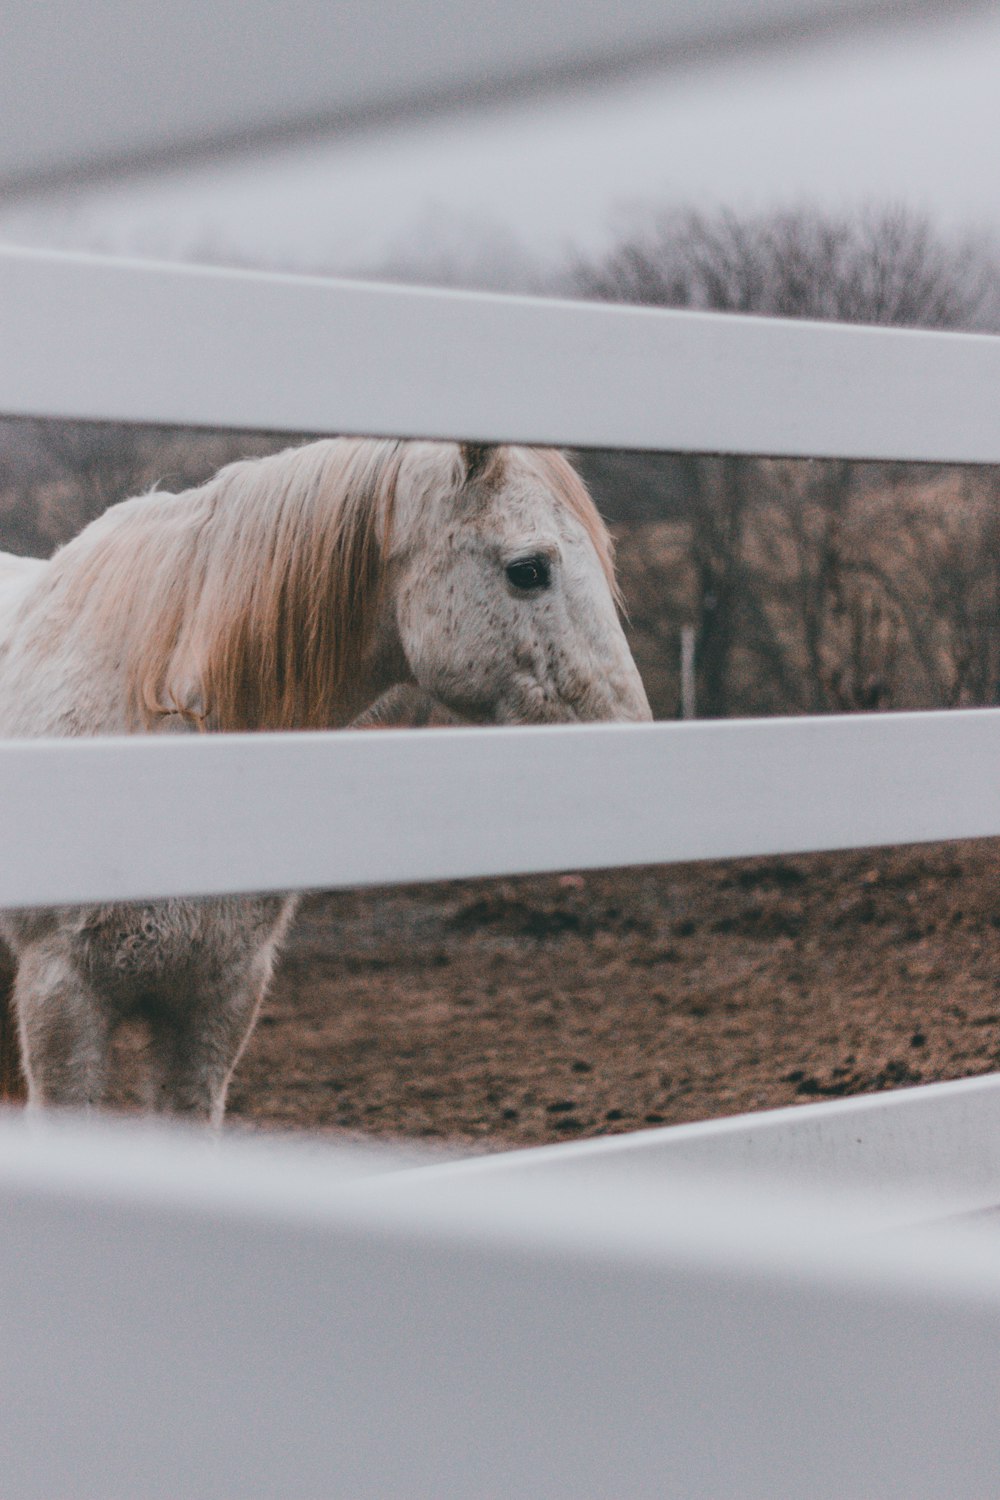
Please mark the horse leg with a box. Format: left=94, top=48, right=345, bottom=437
left=150, top=968, right=269, bottom=1128
left=14, top=946, right=110, bottom=1109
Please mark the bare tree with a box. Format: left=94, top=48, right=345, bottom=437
left=858, top=470, right=1000, bottom=709
left=572, top=206, right=1000, bottom=329
left=0, top=418, right=317, bottom=559
left=570, top=208, right=1000, bottom=715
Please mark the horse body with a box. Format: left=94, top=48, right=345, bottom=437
left=0, top=554, right=46, bottom=649
left=0, top=438, right=649, bottom=1124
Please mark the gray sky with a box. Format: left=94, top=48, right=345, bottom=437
left=3, top=4, right=1000, bottom=280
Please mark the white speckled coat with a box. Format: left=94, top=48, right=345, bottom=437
left=0, top=438, right=650, bottom=1124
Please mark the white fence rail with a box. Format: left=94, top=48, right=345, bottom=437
left=3, top=1094, right=1000, bottom=1500
left=6, top=245, right=1000, bottom=461
left=0, top=0, right=976, bottom=193
left=3, top=709, right=1000, bottom=907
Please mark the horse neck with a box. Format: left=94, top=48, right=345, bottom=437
left=308, top=596, right=412, bottom=729
left=0, top=464, right=416, bottom=738
left=135, top=478, right=412, bottom=733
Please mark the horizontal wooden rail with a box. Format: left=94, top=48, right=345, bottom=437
left=5, top=247, right=1000, bottom=463
left=2, top=1108, right=1000, bottom=1498
left=0, top=0, right=977, bottom=193
left=418, top=1073, right=1000, bottom=1220
left=1, top=710, right=999, bottom=907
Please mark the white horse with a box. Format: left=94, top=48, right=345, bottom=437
left=0, top=437, right=649, bottom=1123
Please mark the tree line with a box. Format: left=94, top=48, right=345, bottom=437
left=569, top=207, right=1000, bottom=718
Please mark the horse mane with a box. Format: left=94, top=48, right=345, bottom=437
left=52, top=438, right=405, bottom=731
left=44, top=437, right=618, bottom=732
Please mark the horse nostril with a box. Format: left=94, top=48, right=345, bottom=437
left=506, top=556, right=551, bottom=591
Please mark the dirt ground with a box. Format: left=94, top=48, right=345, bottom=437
left=194, top=836, right=1000, bottom=1147
left=5, top=838, right=999, bottom=1144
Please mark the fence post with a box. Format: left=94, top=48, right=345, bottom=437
left=680, top=624, right=697, bottom=720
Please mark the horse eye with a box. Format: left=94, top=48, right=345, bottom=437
left=505, top=555, right=551, bottom=591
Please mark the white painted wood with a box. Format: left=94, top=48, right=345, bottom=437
left=2, top=1111, right=1000, bottom=1499
left=6, top=246, right=1000, bottom=462
left=1, top=708, right=999, bottom=907
left=0, top=0, right=973, bottom=192
left=404, top=1073, right=1000, bottom=1222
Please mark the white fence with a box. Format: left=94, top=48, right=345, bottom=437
left=5, top=1082, right=1000, bottom=1500
left=5, top=242, right=1000, bottom=1500
left=6, top=5, right=1000, bottom=1496
left=5, top=243, right=1000, bottom=903
left=5, top=708, right=1000, bottom=907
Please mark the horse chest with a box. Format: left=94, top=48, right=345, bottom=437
left=5, top=894, right=297, bottom=1014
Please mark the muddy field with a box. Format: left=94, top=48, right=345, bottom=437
left=6, top=837, right=998, bottom=1142
left=192, top=836, right=1000, bottom=1147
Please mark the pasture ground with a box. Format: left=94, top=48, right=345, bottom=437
left=10, top=837, right=998, bottom=1139
left=203, top=837, right=1000, bottom=1143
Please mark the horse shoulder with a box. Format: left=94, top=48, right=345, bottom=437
left=0, top=552, right=48, bottom=643
left=0, top=551, right=47, bottom=595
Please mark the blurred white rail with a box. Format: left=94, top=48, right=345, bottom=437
left=2, top=709, right=999, bottom=907
left=3, top=1104, right=1000, bottom=1500
left=6, top=246, right=1000, bottom=461
left=410, top=1072, right=1000, bottom=1216
left=0, top=0, right=977, bottom=193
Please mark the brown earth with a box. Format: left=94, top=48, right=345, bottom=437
left=211, top=836, right=1000, bottom=1146
left=5, top=839, right=1000, bottom=1143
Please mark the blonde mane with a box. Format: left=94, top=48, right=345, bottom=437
left=50, top=438, right=403, bottom=731
left=42, top=438, right=618, bottom=732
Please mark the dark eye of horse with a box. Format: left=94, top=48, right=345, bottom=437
left=505, top=555, right=551, bottom=591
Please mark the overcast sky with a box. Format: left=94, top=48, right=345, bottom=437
left=3, top=4, right=1000, bottom=282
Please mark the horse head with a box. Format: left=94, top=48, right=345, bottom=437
left=385, top=442, right=651, bottom=725
left=25, top=437, right=649, bottom=735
